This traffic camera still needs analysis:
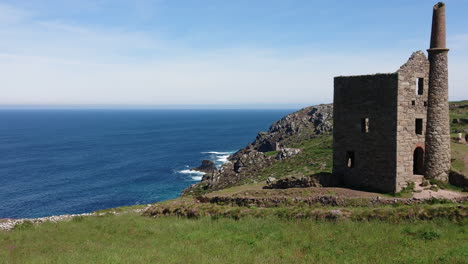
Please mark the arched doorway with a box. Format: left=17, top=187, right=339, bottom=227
left=413, top=147, right=424, bottom=175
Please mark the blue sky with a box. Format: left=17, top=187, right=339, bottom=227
left=0, top=0, right=467, bottom=108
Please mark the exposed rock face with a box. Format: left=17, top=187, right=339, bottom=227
left=263, top=173, right=340, bottom=189
left=192, top=160, right=217, bottom=173
left=275, top=148, right=301, bottom=161
left=233, top=151, right=273, bottom=173
left=182, top=104, right=333, bottom=195
left=252, top=104, right=333, bottom=152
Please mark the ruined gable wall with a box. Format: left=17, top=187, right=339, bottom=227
left=395, top=51, right=430, bottom=191
left=333, top=73, right=398, bottom=193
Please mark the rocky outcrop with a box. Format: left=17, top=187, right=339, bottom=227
left=192, top=160, right=217, bottom=173
left=182, top=104, right=333, bottom=195
left=263, top=173, right=340, bottom=189
left=275, top=148, right=301, bottom=160
left=250, top=104, right=333, bottom=152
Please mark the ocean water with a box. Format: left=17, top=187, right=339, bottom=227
left=0, top=109, right=292, bottom=218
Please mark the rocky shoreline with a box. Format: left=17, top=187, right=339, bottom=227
left=0, top=205, right=152, bottom=231
left=183, top=104, right=333, bottom=195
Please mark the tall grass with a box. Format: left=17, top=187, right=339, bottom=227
left=1, top=213, right=466, bottom=263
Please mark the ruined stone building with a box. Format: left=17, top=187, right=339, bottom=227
left=332, top=2, right=450, bottom=192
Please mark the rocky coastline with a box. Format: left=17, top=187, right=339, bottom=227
left=182, top=104, right=334, bottom=195
left=0, top=205, right=152, bottom=231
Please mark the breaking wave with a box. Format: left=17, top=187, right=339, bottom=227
left=178, top=169, right=206, bottom=181
left=178, top=150, right=235, bottom=181
left=201, top=151, right=232, bottom=155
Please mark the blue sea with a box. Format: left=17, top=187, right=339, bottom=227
left=0, top=109, right=292, bottom=219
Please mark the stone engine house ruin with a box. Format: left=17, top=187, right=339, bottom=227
left=332, top=2, right=450, bottom=192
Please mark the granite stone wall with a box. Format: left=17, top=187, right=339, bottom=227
left=333, top=73, right=399, bottom=193
left=395, top=51, right=430, bottom=191
left=425, top=50, right=451, bottom=181
left=333, top=51, right=430, bottom=193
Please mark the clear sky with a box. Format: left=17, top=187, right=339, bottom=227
left=0, top=0, right=467, bottom=108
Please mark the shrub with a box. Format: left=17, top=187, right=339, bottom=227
left=420, top=230, right=441, bottom=240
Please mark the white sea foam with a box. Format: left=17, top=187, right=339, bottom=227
left=178, top=169, right=206, bottom=181
left=201, top=151, right=232, bottom=155
left=191, top=175, right=203, bottom=181
left=179, top=151, right=235, bottom=181
left=179, top=169, right=206, bottom=175
left=217, top=154, right=230, bottom=163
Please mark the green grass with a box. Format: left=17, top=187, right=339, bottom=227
left=264, top=150, right=279, bottom=157
left=1, top=214, right=467, bottom=264
left=248, top=134, right=333, bottom=183
left=430, top=178, right=465, bottom=192
left=451, top=142, right=468, bottom=176
left=392, top=182, right=415, bottom=198
left=450, top=100, right=468, bottom=133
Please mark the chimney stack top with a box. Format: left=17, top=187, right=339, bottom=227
left=429, top=2, right=447, bottom=50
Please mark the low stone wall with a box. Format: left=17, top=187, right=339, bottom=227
left=449, top=171, right=468, bottom=189
left=198, top=195, right=468, bottom=208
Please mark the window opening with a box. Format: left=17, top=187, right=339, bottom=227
left=346, top=151, right=355, bottom=168
left=415, top=119, right=423, bottom=135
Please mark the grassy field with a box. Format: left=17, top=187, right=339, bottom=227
left=1, top=214, right=467, bottom=264
left=452, top=142, right=468, bottom=176
left=450, top=100, right=468, bottom=134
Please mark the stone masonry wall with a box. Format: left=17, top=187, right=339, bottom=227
left=395, top=51, right=430, bottom=191
left=333, top=73, right=399, bottom=193
left=425, top=50, right=451, bottom=181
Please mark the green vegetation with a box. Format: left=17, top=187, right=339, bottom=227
left=392, top=182, right=415, bottom=198
left=264, top=150, right=279, bottom=157
left=451, top=142, right=468, bottom=176
left=430, top=178, right=465, bottom=192
left=449, top=100, right=468, bottom=133
left=250, top=134, right=333, bottom=184
left=146, top=196, right=467, bottom=221
left=1, top=214, right=467, bottom=264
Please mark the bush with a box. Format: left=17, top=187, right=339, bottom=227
left=420, top=230, right=441, bottom=240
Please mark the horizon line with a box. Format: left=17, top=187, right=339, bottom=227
left=0, top=102, right=328, bottom=110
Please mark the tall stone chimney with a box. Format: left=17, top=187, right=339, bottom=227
left=424, top=2, right=450, bottom=181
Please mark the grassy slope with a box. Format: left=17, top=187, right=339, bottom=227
left=450, top=100, right=468, bottom=175
left=238, top=134, right=333, bottom=186
left=450, top=100, right=468, bottom=134
left=1, top=214, right=467, bottom=264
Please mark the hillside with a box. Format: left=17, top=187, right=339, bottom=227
left=183, top=104, right=334, bottom=195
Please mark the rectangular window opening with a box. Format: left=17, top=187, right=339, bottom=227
left=415, top=118, right=423, bottom=135
left=346, top=151, right=355, bottom=168
left=361, top=118, right=369, bottom=133
left=417, top=78, right=424, bottom=95
left=411, top=100, right=415, bottom=106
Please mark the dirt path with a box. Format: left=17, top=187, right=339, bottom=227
left=412, top=188, right=466, bottom=199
